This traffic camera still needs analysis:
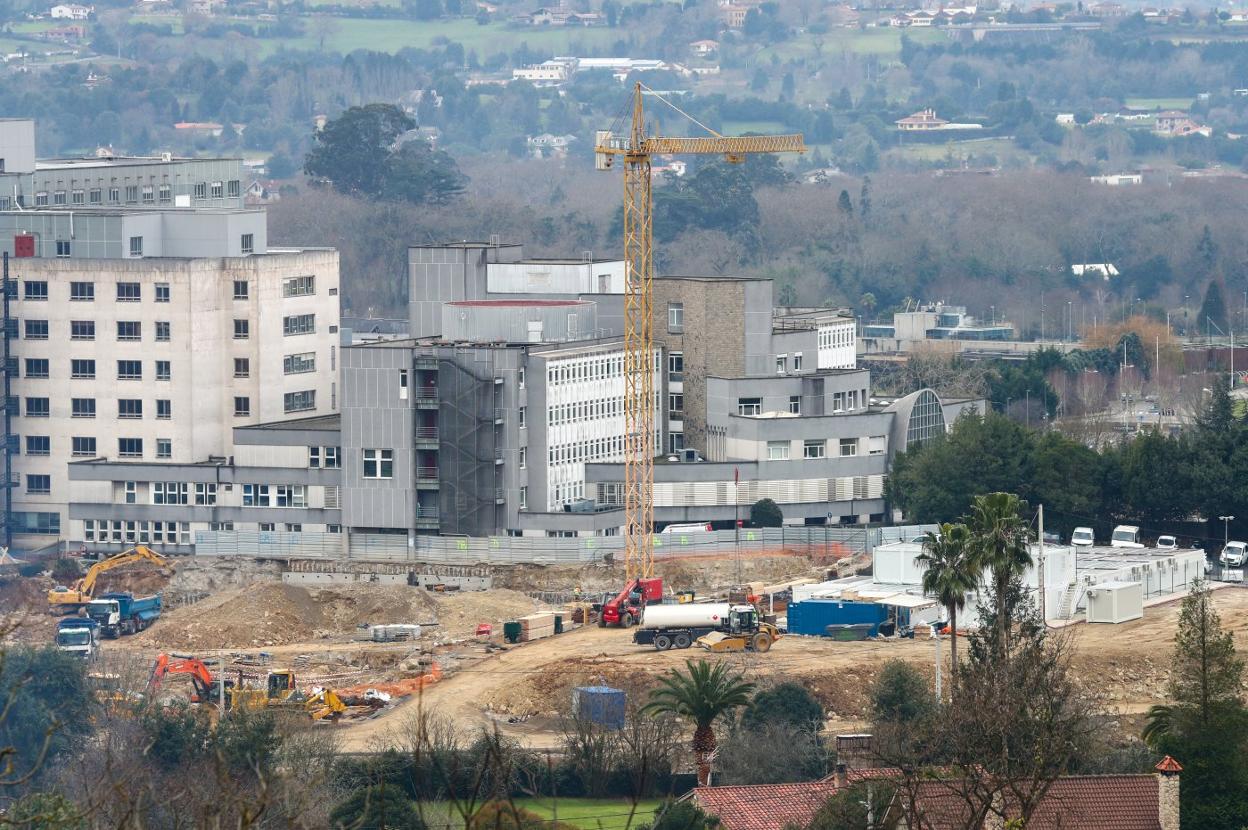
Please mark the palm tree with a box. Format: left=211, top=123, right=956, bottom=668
left=642, top=660, right=755, bottom=786
left=917, top=522, right=978, bottom=696
left=967, top=492, right=1033, bottom=650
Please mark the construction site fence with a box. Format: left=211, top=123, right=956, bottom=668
left=192, top=525, right=938, bottom=566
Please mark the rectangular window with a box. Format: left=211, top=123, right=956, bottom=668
left=25, top=436, right=49, bottom=456
left=156, top=439, right=171, bottom=459
left=284, top=390, right=316, bottom=413
left=124, top=185, right=138, bottom=203
left=668, top=302, right=684, bottom=332
left=71, top=398, right=95, bottom=418
left=362, top=448, right=394, bottom=479
left=118, top=399, right=143, bottom=419
left=116, top=321, right=141, bottom=341
left=283, top=352, right=315, bottom=374
left=152, top=482, right=189, bottom=506
left=71, top=189, right=84, bottom=205
left=669, top=394, right=684, bottom=415
left=668, top=352, right=684, bottom=382
left=156, top=361, right=170, bottom=381
left=71, top=359, right=95, bottom=379
left=234, top=396, right=250, bottom=417
left=54, top=240, right=71, bottom=258
left=282, top=275, right=315, bottom=297
left=128, top=236, right=143, bottom=257
left=738, top=397, right=762, bottom=416
left=155, top=283, right=170, bottom=302
left=117, top=282, right=141, bottom=302
left=158, top=184, right=171, bottom=203
left=230, top=357, right=249, bottom=378
left=848, top=390, right=858, bottom=409
left=398, top=369, right=408, bottom=399
left=24, top=397, right=49, bottom=418
left=211, top=181, right=223, bottom=198
left=833, top=392, right=846, bottom=412
left=26, top=475, right=50, bottom=495
left=141, top=184, right=154, bottom=203
left=195, top=483, right=217, bottom=505
left=767, top=440, right=790, bottom=461
left=72, top=437, right=96, bottom=457
left=24, top=320, right=48, bottom=340
left=107, top=187, right=120, bottom=203
left=71, top=320, right=94, bottom=340
left=124, top=481, right=135, bottom=504
left=793, top=353, right=803, bottom=372
left=157, top=399, right=171, bottom=420
left=518, top=407, right=526, bottom=429
left=868, top=435, right=887, bottom=456
left=70, top=281, right=93, bottom=301
left=308, top=446, right=321, bottom=468
left=89, top=188, right=102, bottom=204
left=839, top=437, right=859, bottom=457
left=24, top=359, right=48, bottom=379
left=776, top=355, right=787, bottom=374
left=519, top=447, right=526, bottom=469
left=53, top=190, right=66, bottom=206
left=519, top=486, right=527, bottom=510
left=789, top=395, right=802, bottom=414
left=233, top=280, right=249, bottom=300
left=275, top=485, right=306, bottom=508
left=35, top=192, right=48, bottom=206
left=233, top=319, right=250, bottom=339
left=803, top=439, right=826, bottom=459
left=23, top=281, right=47, bottom=300
left=240, top=233, right=254, bottom=255
left=283, top=314, right=315, bottom=336
left=228, top=179, right=241, bottom=197
left=194, top=182, right=206, bottom=199
left=117, top=360, right=141, bottom=380
left=324, top=447, right=340, bottom=468
left=118, top=438, right=143, bottom=458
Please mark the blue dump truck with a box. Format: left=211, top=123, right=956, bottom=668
left=55, top=617, right=100, bottom=660
left=86, top=592, right=162, bottom=637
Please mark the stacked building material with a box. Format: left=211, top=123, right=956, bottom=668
left=518, top=612, right=556, bottom=642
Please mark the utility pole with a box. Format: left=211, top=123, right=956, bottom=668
left=933, top=629, right=942, bottom=700
left=1221, top=515, right=1235, bottom=548
left=1038, top=504, right=1046, bottom=624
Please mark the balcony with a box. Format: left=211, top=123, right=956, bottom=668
left=415, top=505, right=439, bottom=527
left=414, top=356, right=438, bottom=370
left=415, top=426, right=439, bottom=448
left=416, top=466, right=439, bottom=489
left=495, top=488, right=506, bottom=505
left=415, top=388, right=438, bottom=408
left=494, top=407, right=505, bottom=424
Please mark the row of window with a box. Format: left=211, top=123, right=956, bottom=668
left=547, top=397, right=624, bottom=426
left=546, top=352, right=657, bottom=387
left=20, top=435, right=104, bottom=457
left=19, top=280, right=173, bottom=303
left=775, top=353, right=805, bottom=374
left=308, top=446, right=341, bottom=468
left=242, top=484, right=308, bottom=508
left=736, top=389, right=868, bottom=416
left=31, top=179, right=240, bottom=208
left=764, top=436, right=887, bottom=461
left=83, top=519, right=192, bottom=545
left=152, top=482, right=218, bottom=506
left=818, top=323, right=856, bottom=350
left=549, top=435, right=625, bottom=466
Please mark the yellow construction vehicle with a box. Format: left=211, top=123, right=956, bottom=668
left=695, top=606, right=782, bottom=653
left=47, top=546, right=171, bottom=611
left=305, top=689, right=348, bottom=721
left=226, top=669, right=299, bottom=711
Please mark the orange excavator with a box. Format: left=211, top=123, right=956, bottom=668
left=148, top=654, right=226, bottom=704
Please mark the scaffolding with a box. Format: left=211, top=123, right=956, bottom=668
left=1, top=253, right=14, bottom=550
left=435, top=353, right=504, bottom=537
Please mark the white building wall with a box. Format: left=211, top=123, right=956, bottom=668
left=817, top=319, right=857, bottom=370
left=487, top=261, right=626, bottom=295
left=542, top=346, right=659, bottom=510
left=7, top=249, right=339, bottom=544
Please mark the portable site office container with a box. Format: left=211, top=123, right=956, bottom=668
left=1085, top=581, right=1144, bottom=624
left=787, top=598, right=892, bottom=637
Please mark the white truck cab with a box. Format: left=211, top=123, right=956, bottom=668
left=1110, top=525, right=1144, bottom=548
left=1071, top=527, right=1095, bottom=546
left=1156, top=535, right=1177, bottom=550
left=1221, top=541, right=1247, bottom=568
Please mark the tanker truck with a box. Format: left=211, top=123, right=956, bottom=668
left=633, top=603, right=774, bottom=651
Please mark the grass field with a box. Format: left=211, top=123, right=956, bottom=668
left=1125, top=96, right=1194, bottom=110
left=888, top=136, right=1017, bottom=162
left=420, top=799, right=665, bottom=830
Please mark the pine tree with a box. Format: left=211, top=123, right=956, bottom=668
left=1199, top=279, right=1229, bottom=335
left=837, top=189, right=853, bottom=216
left=1171, top=580, right=1243, bottom=724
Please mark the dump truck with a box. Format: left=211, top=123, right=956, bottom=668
left=86, top=591, right=161, bottom=637
left=597, top=577, right=663, bottom=628
left=696, top=605, right=781, bottom=653
left=47, top=545, right=171, bottom=611
left=633, top=602, right=737, bottom=650
left=55, top=617, right=100, bottom=660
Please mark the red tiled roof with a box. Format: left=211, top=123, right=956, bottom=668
left=906, top=775, right=1162, bottom=830
left=1155, top=755, right=1182, bottom=773
left=690, top=770, right=895, bottom=830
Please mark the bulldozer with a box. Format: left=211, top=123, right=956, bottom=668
left=304, top=689, right=348, bottom=721
left=226, top=669, right=299, bottom=711
left=695, top=606, right=782, bottom=653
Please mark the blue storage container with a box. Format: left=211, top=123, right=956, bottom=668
left=787, top=599, right=891, bottom=637
left=573, top=685, right=626, bottom=729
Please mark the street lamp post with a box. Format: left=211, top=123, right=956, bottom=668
left=1221, top=515, right=1235, bottom=548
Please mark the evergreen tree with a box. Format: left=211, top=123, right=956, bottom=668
left=837, top=189, right=853, bottom=216
left=1199, top=279, right=1229, bottom=335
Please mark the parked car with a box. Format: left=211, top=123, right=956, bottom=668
left=1071, top=527, right=1095, bottom=546
left=1220, top=541, right=1247, bottom=568
left=1156, top=535, right=1177, bottom=550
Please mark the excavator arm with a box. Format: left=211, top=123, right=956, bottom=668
left=49, top=546, right=172, bottom=609
left=149, top=654, right=219, bottom=702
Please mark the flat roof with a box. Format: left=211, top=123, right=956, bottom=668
left=511, top=258, right=622, bottom=265
left=36, top=155, right=240, bottom=170
left=235, top=413, right=340, bottom=432
left=448, top=299, right=590, bottom=307
left=0, top=207, right=259, bottom=217
left=657, top=275, right=771, bottom=283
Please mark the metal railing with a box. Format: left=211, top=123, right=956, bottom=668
left=416, top=506, right=439, bottom=519
left=415, top=466, right=439, bottom=480
left=415, top=426, right=438, bottom=440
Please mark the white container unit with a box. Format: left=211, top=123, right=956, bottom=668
left=1085, top=581, right=1144, bottom=624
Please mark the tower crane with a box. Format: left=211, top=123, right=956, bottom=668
left=595, top=83, right=804, bottom=581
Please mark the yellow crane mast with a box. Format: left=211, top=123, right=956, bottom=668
left=595, top=83, right=804, bottom=581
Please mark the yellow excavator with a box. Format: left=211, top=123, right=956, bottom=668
left=47, top=545, right=172, bottom=611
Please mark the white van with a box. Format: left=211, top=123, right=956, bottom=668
left=660, top=523, right=712, bottom=535
left=1110, top=525, right=1144, bottom=548
left=1156, top=535, right=1177, bottom=550
left=1221, top=541, right=1247, bottom=568
left=1071, top=527, right=1095, bottom=546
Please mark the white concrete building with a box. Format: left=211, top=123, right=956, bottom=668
left=49, top=4, right=93, bottom=18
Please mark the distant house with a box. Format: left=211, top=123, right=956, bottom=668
left=720, top=3, right=750, bottom=27
left=174, top=122, right=225, bottom=138
left=41, top=24, right=86, bottom=40
left=1153, top=110, right=1212, bottom=138
left=1055, top=112, right=1076, bottom=125
left=689, top=39, right=719, bottom=57
left=1088, top=1, right=1127, bottom=14
left=527, top=133, right=578, bottom=158
left=652, top=158, right=687, bottom=177
left=513, top=60, right=571, bottom=83
left=1090, top=173, right=1143, bottom=185
left=244, top=179, right=281, bottom=205
left=1153, top=110, right=1189, bottom=132
left=49, top=3, right=93, bottom=18
left=1073, top=263, right=1120, bottom=279
left=517, top=7, right=603, bottom=25
left=896, top=109, right=948, bottom=130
